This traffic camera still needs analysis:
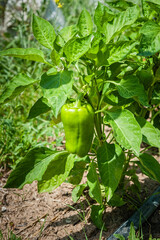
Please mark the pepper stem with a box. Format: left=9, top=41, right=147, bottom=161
left=75, top=99, right=81, bottom=108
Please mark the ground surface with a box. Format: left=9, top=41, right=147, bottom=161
left=0, top=155, right=160, bottom=240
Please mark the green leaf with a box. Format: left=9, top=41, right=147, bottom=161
left=129, top=222, right=137, bottom=240
left=68, top=155, right=88, bottom=185
left=87, top=161, right=102, bottom=205
left=94, top=2, right=114, bottom=32
left=77, top=9, right=93, bottom=37
left=104, top=109, right=142, bottom=155
left=103, top=6, right=140, bottom=43
left=72, top=184, right=87, bottom=203
left=47, top=67, right=58, bottom=76
left=107, top=41, right=138, bottom=65
left=139, top=21, right=160, bottom=56
left=97, top=142, right=125, bottom=201
left=64, top=35, right=92, bottom=63
left=108, top=193, right=126, bottom=207
left=103, top=90, right=133, bottom=107
left=0, top=48, right=47, bottom=63
left=136, top=117, right=160, bottom=148
left=40, top=71, right=73, bottom=117
left=114, top=234, right=125, bottom=240
left=136, top=161, right=156, bottom=180
left=112, top=76, right=149, bottom=107
left=90, top=205, right=105, bottom=230
left=38, top=153, right=74, bottom=193
left=32, top=14, right=56, bottom=50
left=56, top=25, right=78, bottom=47
left=146, top=0, right=160, bottom=6
left=50, top=49, right=61, bottom=66
left=138, top=153, right=160, bottom=183
left=4, top=147, right=56, bottom=188
left=28, top=97, right=51, bottom=119
left=0, top=74, right=37, bottom=104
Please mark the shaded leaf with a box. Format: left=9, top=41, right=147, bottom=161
left=138, top=153, right=160, bottom=183
left=72, top=184, right=87, bottom=203
left=87, top=162, right=102, bottom=205
left=113, top=76, right=149, bottom=107
left=97, top=142, right=125, bottom=201
left=139, top=21, right=160, bottom=56
left=28, top=97, right=51, bottom=119
left=0, top=74, right=37, bottom=104
left=38, top=153, right=74, bottom=193
left=40, top=71, right=73, bottom=117
left=4, top=147, right=56, bottom=189
left=91, top=205, right=105, bottom=230
left=68, top=155, right=89, bottom=185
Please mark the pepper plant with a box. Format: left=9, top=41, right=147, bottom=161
left=1, top=0, right=160, bottom=228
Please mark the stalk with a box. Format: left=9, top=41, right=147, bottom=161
left=118, top=154, right=131, bottom=189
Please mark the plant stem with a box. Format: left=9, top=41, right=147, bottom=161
left=118, top=154, right=131, bottom=189
left=94, top=77, right=103, bottom=144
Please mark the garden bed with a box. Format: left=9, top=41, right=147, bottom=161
left=1, top=156, right=160, bottom=240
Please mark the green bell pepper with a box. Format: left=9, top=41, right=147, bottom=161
left=61, top=100, right=94, bottom=157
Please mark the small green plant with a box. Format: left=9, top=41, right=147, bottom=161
left=0, top=0, right=160, bottom=229
left=114, top=222, right=160, bottom=240
left=0, top=229, right=22, bottom=240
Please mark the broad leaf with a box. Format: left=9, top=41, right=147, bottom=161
left=47, top=67, right=58, bottom=76
left=0, top=48, right=47, bottom=63
left=112, top=76, right=149, bottom=107
left=137, top=117, right=160, bottom=148
left=32, top=14, right=56, bottom=50
left=56, top=25, right=78, bottom=47
left=38, top=153, right=74, bottom=193
left=64, top=35, right=92, bottom=63
left=4, top=147, right=56, bottom=188
left=97, top=142, right=125, bottom=201
left=40, top=71, right=73, bottom=117
left=77, top=9, right=93, bottom=37
left=87, top=162, right=102, bottom=205
left=107, top=41, right=138, bottom=65
left=67, top=155, right=89, bottom=185
left=94, top=2, right=114, bottom=32
left=72, top=184, right=87, bottom=203
left=103, top=6, right=140, bottom=43
left=0, top=74, right=37, bottom=104
left=50, top=49, right=61, bottom=66
left=103, top=90, right=133, bottom=107
left=28, top=97, right=51, bottom=119
left=139, top=21, right=160, bottom=56
left=108, top=193, right=126, bottom=207
left=90, top=205, right=105, bottom=230
left=104, top=109, right=142, bottom=155
left=146, top=0, right=160, bottom=6
left=138, top=153, right=160, bottom=183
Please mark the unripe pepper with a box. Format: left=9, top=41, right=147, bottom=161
left=61, top=100, right=94, bottom=157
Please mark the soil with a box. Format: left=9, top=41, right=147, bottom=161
left=0, top=154, right=160, bottom=240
